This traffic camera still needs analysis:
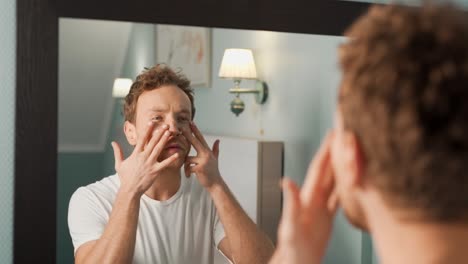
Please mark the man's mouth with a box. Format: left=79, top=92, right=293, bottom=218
left=165, top=143, right=182, bottom=151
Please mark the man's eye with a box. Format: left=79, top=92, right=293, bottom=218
left=151, top=116, right=163, bottom=121
left=178, top=116, right=189, bottom=122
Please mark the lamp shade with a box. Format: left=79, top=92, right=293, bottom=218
left=112, top=78, right=133, bottom=98
left=218, top=49, right=257, bottom=79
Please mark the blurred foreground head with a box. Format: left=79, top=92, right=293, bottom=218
left=332, top=3, right=468, bottom=229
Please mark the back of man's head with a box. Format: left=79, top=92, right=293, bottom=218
left=339, top=3, right=468, bottom=222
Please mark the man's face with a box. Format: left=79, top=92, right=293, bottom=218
left=331, top=109, right=368, bottom=231
left=126, top=85, right=192, bottom=168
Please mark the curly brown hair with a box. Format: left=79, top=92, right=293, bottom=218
left=339, top=3, right=468, bottom=221
left=123, top=64, right=195, bottom=123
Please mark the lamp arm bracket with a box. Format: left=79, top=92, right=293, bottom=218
left=229, top=88, right=259, bottom=94
left=228, top=80, right=268, bottom=104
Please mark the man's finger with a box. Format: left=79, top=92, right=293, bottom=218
left=301, top=133, right=334, bottom=207
left=185, top=156, right=200, bottom=164
left=268, top=252, right=281, bottom=264
left=283, top=178, right=301, bottom=222
left=184, top=157, right=200, bottom=177
left=148, top=130, right=172, bottom=162
left=111, top=141, right=124, bottom=172
left=184, top=162, right=191, bottom=178
left=185, top=163, right=198, bottom=177
left=155, top=152, right=180, bottom=171
left=135, top=121, right=156, bottom=153
left=321, top=162, right=336, bottom=199
left=144, top=125, right=169, bottom=158
left=327, top=187, right=339, bottom=215
left=278, top=178, right=301, bottom=241
left=212, top=140, right=220, bottom=159
left=190, top=122, right=210, bottom=149
left=182, top=126, right=205, bottom=152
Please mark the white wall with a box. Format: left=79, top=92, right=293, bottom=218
left=58, top=18, right=132, bottom=152
left=0, top=0, right=16, bottom=262
left=101, top=24, right=367, bottom=264
left=195, top=28, right=363, bottom=264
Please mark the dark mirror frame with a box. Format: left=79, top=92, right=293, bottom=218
left=15, top=0, right=370, bottom=262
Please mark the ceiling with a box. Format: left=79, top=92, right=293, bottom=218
left=58, top=18, right=132, bottom=152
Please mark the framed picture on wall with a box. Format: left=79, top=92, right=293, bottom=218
left=156, top=24, right=211, bottom=87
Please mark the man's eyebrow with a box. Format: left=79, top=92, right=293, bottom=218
left=147, top=108, right=166, bottom=113
left=179, top=109, right=191, bottom=115
left=147, top=108, right=191, bottom=114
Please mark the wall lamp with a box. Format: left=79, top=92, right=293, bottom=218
left=112, top=78, right=132, bottom=99
left=218, top=49, right=268, bottom=116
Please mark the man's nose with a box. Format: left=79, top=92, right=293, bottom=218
left=165, top=119, right=181, bottom=136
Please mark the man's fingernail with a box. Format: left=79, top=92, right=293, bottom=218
left=165, top=131, right=170, bottom=135
left=162, top=124, right=168, bottom=129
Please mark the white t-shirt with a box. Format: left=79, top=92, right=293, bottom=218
left=68, top=173, right=226, bottom=264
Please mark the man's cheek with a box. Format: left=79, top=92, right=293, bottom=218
left=180, top=136, right=190, bottom=150
left=184, top=146, right=191, bottom=160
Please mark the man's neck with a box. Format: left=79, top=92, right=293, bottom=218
left=144, top=167, right=182, bottom=201
left=365, top=191, right=468, bottom=264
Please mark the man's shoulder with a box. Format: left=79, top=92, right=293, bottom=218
left=70, top=174, right=120, bottom=204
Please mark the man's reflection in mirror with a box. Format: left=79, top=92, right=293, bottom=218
left=68, top=65, right=274, bottom=264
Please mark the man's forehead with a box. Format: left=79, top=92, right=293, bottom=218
left=137, top=88, right=191, bottom=111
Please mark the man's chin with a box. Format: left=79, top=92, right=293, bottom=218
left=158, top=151, right=186, bottom=168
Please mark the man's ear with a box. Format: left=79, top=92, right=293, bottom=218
left=342, top=131, right=366, bottom=188
left=124, top=120, right=137, bottom=146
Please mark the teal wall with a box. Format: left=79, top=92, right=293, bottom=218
left=362, top=233, right=374, bottom=264
left=101, top=100, right=126, bottom=177
left=101, top=23, right=157, bottom=176
left=0, top=0, right=16, bottom=263
left=57, top=153, right=104, bottom=263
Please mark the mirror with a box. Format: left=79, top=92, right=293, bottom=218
left=56, top=17, right=365, bottom=264
left=19, top=1, right=468, bottom=263
left=15, top=1, right=373, bottom=263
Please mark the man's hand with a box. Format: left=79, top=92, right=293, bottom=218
left=182, top=122, right=222, bottom=190
left=269, top=133, right=338, bottom=264
left=111, top=122, right=180, bottom=196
